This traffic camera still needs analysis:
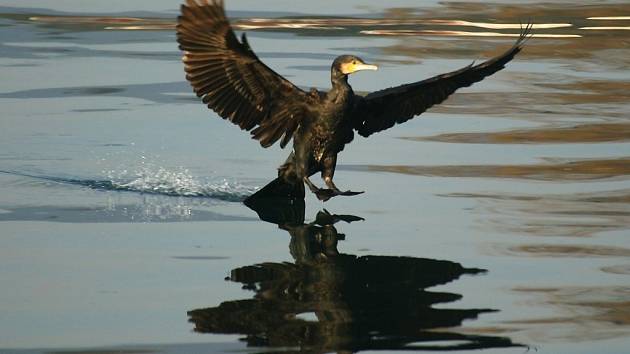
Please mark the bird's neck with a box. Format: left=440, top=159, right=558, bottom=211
left=331, top=69, right=351, bottom=92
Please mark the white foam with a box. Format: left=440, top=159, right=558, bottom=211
left=103, top=163, right=258, bottom=200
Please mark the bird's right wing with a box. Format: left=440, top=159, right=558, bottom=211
left=177, top=0, right=315, bottom=148
left=352, top=24, right=532, bottom=137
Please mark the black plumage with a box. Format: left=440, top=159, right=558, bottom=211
left=176, top=0, right=531, bottom=201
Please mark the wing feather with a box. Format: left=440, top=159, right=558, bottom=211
left=353, top=23, right=532, bottom=137
left=177, top=0, right=314, bottom=147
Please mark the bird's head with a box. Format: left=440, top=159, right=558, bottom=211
left=332, top=55, right=378, bottom=76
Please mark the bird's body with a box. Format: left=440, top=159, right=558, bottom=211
left=275, top=84, right=357, bottom=200
left=176, top=0, right=531, bottom=201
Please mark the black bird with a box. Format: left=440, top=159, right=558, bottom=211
left=176, top=0, right=531, bottom=201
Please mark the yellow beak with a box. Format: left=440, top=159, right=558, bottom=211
left=354, top=63, right=378, bottom=72
left=341, top=62, right=379, bottom=74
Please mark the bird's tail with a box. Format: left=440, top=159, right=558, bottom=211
left=243, top=179, right=306, bottom=225
left=244, top=175, right=305, bottom=204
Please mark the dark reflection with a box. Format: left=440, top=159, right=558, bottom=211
left=188, top=199, right=521, bottom=352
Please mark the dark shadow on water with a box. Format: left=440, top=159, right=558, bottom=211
left=187, top=199, right=522, bottom=352
left=0, top=81, right=191, bottom=105
left=0, top=205, right=255, bottom=223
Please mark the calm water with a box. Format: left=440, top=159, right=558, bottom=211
left=1, top=1, right=630, bottom=353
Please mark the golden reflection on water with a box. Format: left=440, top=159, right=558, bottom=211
left=442, top=189, right=630, bottom=237
left=29, top=15, right=173, bottom=28
left=375, top=2, right=630, bottom=68
left=360, top=29, right=580, bottom=38
left=26, top=15, right=573, bottom=32
left=416, top=123, right=630, bottom=144
left=104, top=25, right=174, bottom=30
left=424, top=20, right=571, bottom=29
left=588, top=16, right=630, bottom=20
left=508, top=286, right=630, bottom=342
left=359, top=158, right=630, bottom=181
left=601, top=264, right=630, bottom=275
left=503, top=244, right=630, bottom=257
left=580, top=26, right=630, bottom=30
left=421, top=76, right=630, bottom=120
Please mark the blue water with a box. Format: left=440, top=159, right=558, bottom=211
left=1, top=1, right=630, bottom=353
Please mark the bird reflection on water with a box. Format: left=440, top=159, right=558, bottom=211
left=188, top=198, right=521, bottom=352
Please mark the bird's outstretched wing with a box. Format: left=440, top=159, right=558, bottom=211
left=352, top=24, right=532, bottom=137
left=177, top=0, right=313, bottom=148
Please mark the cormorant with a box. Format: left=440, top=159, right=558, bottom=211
left=176, top=0, right=531, bottom=201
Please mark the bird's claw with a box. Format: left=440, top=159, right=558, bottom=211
left=314, top=188, right=335, bottom=201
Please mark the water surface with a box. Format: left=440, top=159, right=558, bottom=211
left=1, top=1, right=629, bottom=353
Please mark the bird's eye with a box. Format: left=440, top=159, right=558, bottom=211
left=352, top=60, right=357, bottom=64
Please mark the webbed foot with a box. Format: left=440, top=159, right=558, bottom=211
left=314, top=188, right=364, bottom=202
left=337, top=190, right=364, bottom=196
left=303, top=176, right=363, bottom=201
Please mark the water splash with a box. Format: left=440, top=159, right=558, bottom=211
left=0, top=166, right=259, bottom=202
left=104, top=164, right=252, bottom=199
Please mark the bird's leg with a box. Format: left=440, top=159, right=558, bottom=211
left=322, top=156, right=341, bottom=192
left=303, top=176, right=335, bottom=201
left=322, top=176, right=364, bottom=198
left=320, top=155, right=364, bottom=198
left=292, top=142, right=330, bottom=200
left=303, top=175, right=320, bottom=194
left=324, top=176, right=341, bottom=192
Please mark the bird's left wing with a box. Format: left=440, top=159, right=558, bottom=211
left=353, top=24, right=531, bottom=137
left=177, top=0, right=314, bottom=148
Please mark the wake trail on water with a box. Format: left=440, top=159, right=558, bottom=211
left=0, top=166, right=258, bottom=202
